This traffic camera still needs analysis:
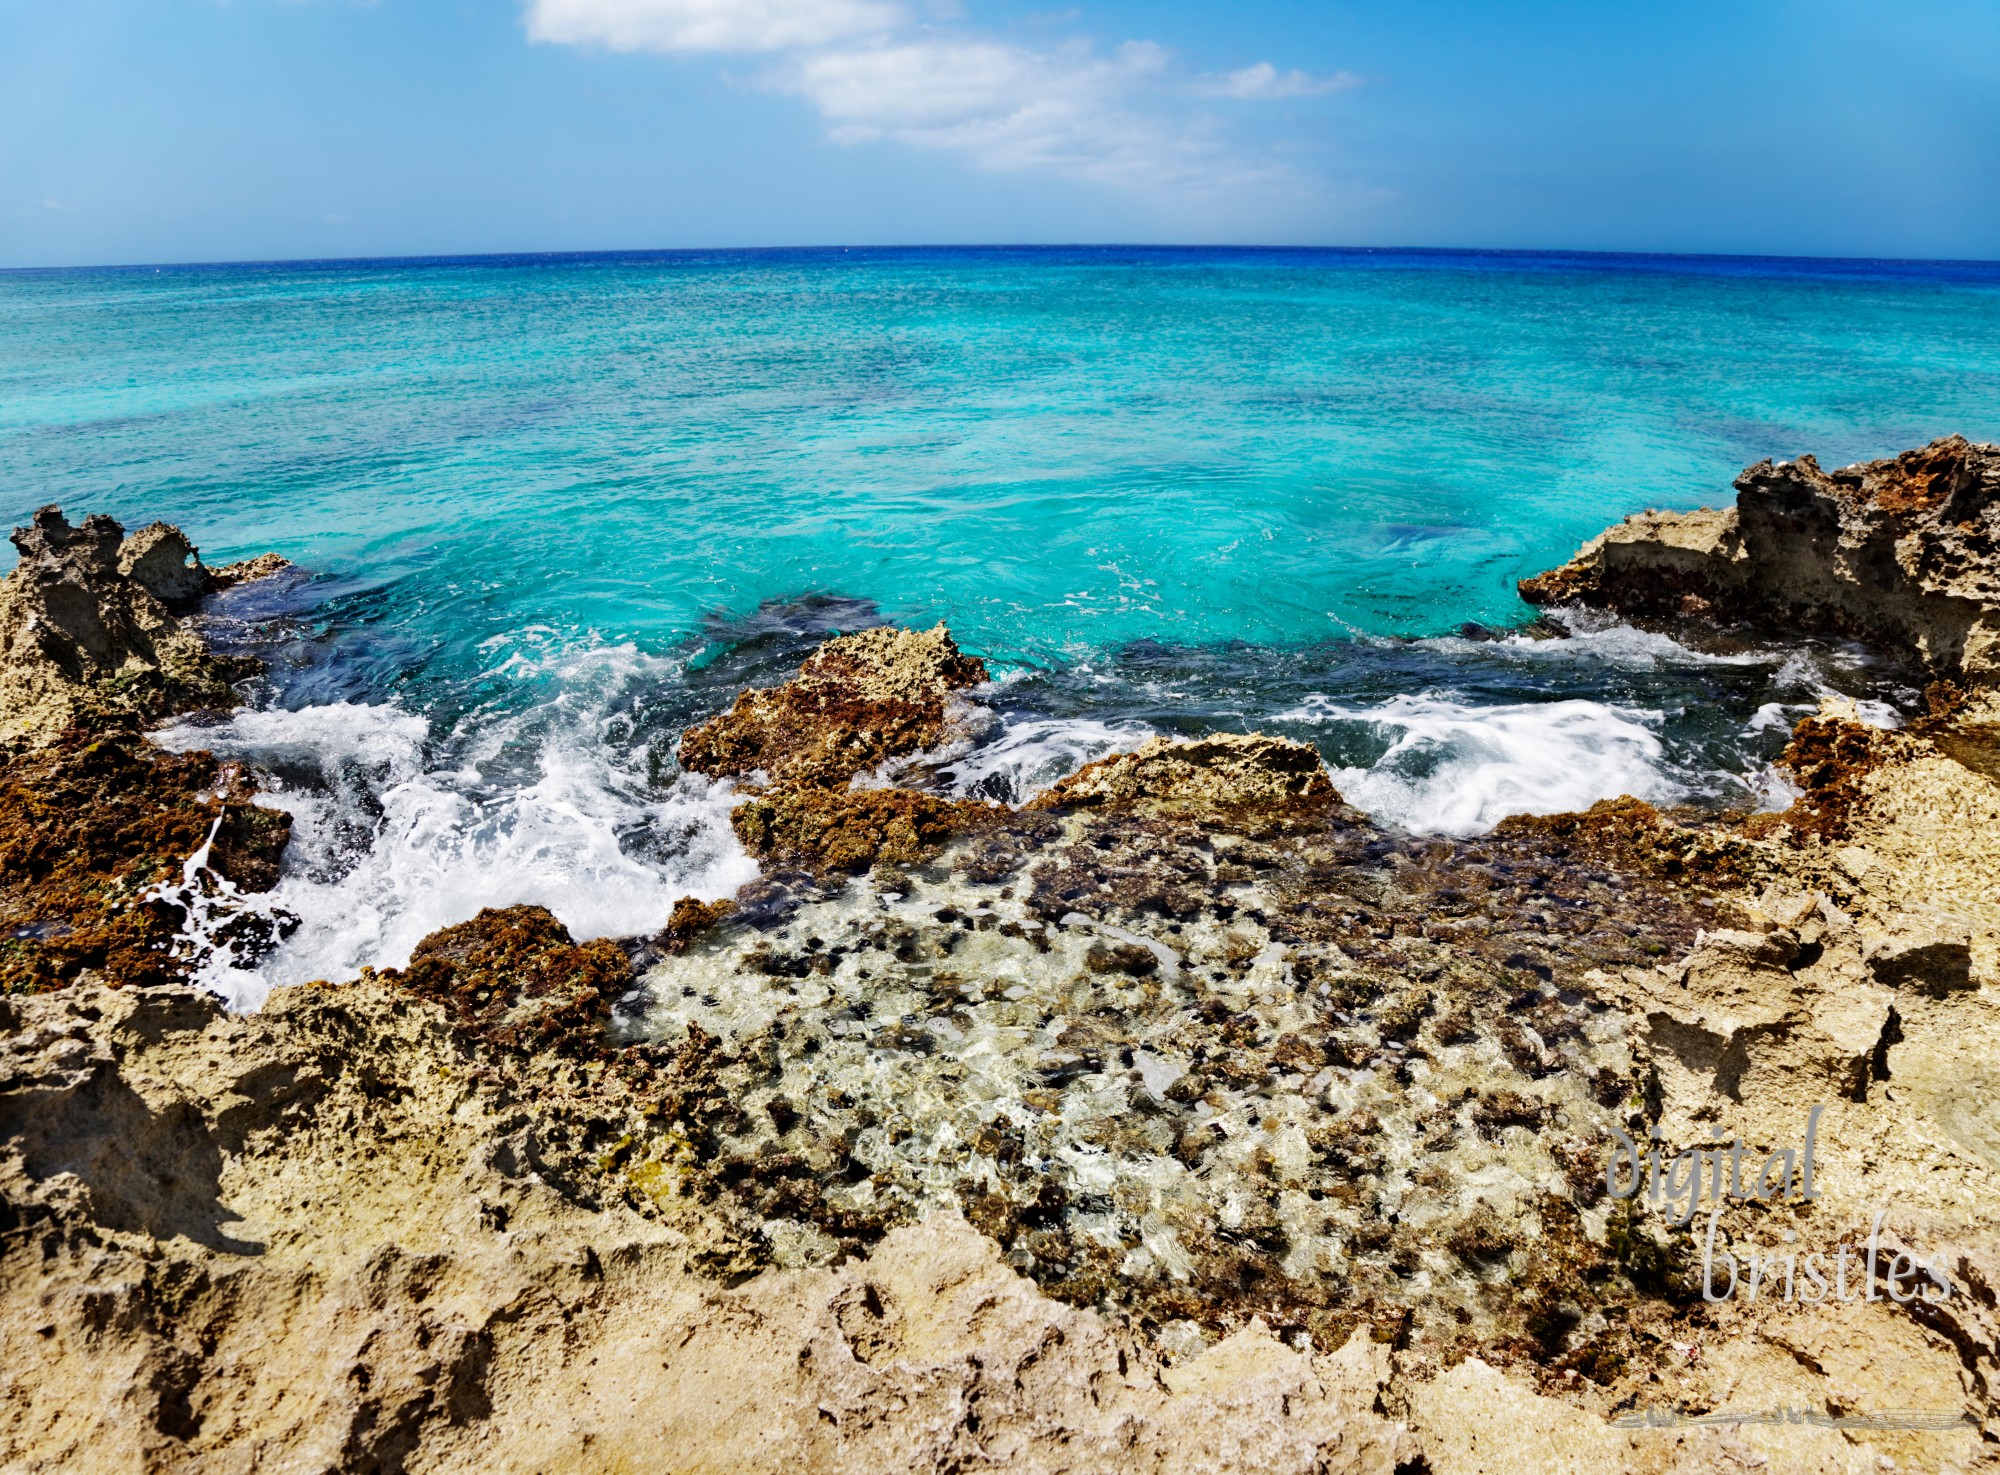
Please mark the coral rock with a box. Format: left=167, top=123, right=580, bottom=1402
left=679, top=623, right=988, bottom=790
left=207, top=551, right=293, bottom=590
left=116, top=521, right=214, bottom=607
left=733, top=786, right=1000, bottom=874
left=1029, top=733, right=1337, bottom=813
left=1522, top=436, right=2000, bottom=681
left=1865, top=910, right=1976, bottom=995
left=0, top=506, right=252, bottom=749
left=0, top=731, right=291, bottom=993
left=386, top=903, right=629, bottom=1058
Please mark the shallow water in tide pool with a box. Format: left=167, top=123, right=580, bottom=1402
left=7, top=246, right=1999, bottom=1004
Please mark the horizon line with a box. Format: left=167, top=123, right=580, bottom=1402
left=6, top=241, right=2000, bottom=278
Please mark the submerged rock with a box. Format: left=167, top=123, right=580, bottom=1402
left=1521, top=435, right=2000, bottom=681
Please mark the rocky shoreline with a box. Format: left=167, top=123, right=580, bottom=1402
left=3, top=442, right=1999, bottom=1473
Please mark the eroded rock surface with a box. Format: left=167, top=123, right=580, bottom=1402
left=6, top=454, right=2000, bottom=1473
left=680, top=622, right=1004, bottom=874
left=1521, top=436, right=2000, bottom=681
left=679, top=623, right=989, bottom=790
left=0, top=977, right=1426, bottom=1475
left=1029, top=732, right=1338, bottom=813
left=0, top=508, right=250, bottom=749
left=0, top=508, right=294, bottom=994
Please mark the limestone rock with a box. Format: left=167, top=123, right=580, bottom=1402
left=679, top=623, right=989, bottom=791
left=679, top=624, right=996, bottom=872
left=0, top=506, right=248, bottom=749
left=1865, top=910, right=1976, bottom=994
left=731, top=784, right=1001, bottom=874
left=0, top=978, right=1415, bottom=1475
left=0, top=730, right=292, bottom=993
left=384, top=903, right=632, bottom=1057
left=1407, top=1358, right=1637, bottom=1475
left=1522, top=436, right=2000, bottom=682
left=115, top=521, right=213, bottom=606
left=1518, top=505, right=1747, bottom=616
left=207, top=552, right=293, bottom=590
left=1028, top=732, right=1338, bottom=813
left=1625, top=909, right=1896, bottom=1118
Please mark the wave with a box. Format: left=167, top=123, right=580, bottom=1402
left=937, top=715, right=1156, bottom=805
left=151, top=644, right=755, bottom=1009
left=1414, top=613, right=1778, bottom=670
left=1280, top=692, right=1677, bottom=837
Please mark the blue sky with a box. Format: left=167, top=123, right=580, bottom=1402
left=3, top=0, right=1997, bottom=268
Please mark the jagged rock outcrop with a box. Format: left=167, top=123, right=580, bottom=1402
left=680, top=623, right=1003, bottom=873
left=679, top=623, right=989, bottom=789
left=1028, top=732, right=1339, bottom=814
left=0, top=508, right=251, bottom=749
left=6, top=463, right=2000, bottom=1472
left=1521, top=436, right=2000, bottom=681
left=0, top=507, right=295, bottom=992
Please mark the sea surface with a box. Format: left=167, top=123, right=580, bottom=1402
left=5, top=246, right=2000, bottom=1005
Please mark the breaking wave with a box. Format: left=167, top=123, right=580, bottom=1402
left=1280, top=692, right=1678, bottom=837
left=151, top=644, right=756, bottom=1010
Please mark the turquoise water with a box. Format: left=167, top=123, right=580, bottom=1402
left=6, top=247, right=2000, bottom=1001
left=8, top=248, right=2000, bottom=671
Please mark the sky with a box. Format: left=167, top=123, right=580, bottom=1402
left=2, top=0, right=1998, bottom=269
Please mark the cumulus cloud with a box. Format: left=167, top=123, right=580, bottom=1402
left=1195, top=62, right=1363, bottom=100
left=774, top=38, right=1249, bottom=186
left=524, top=0, right=902, bottom=54
left=524, top=0, right=1343, bottom=193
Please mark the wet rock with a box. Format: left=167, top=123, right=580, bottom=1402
left=661, top=894, right=736, bottom=953
left=0, top=506, right=296, bottom=993
left=0, top=731, right=291, bottom=993
left=732, top=786, right=1001, bottom=874
left=1522, top=435, right=2000, bottom=682
left=386, top=904, right=629, bottom=1059
left=1029, top=733, right=1337, bottom=813
left=679, top=623, right=988, bottom=790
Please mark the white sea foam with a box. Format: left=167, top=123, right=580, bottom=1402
left=1744, top=653, right=1903, bottom=738
left=1419, top=615, right=1775, bottom=670
left=939, top=716, right=1155, bottom=804
left=1281, top=692, right=1678, bottom=837
left=151, top=645, right=756, bottom=1010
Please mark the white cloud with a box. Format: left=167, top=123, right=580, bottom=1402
left=524, top=0, right=902, bottom=54
left=776, top=38, right=1260, bottom=189
left=1195, top=62, right=1362, bottom=100
left=523, top=0, right=1344, bottom=195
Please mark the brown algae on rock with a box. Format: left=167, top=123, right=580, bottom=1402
left=0, top=507, right=293, bottom=994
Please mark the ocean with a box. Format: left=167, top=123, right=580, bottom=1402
left=5, top=245, right=2000, bottom=1005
